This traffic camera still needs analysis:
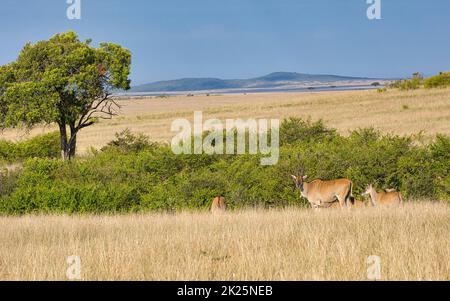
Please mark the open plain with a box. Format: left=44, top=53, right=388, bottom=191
left=1, top=88, right=449, bottom=153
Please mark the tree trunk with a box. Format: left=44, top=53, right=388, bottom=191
left=59, top=122, right=78, bottom=160
left=68, top=123, right=78, bottom=159
left=59, top=123, right=70, bottom=161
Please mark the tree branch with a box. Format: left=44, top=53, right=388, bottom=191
left=76, top=92, right=121, bottom=131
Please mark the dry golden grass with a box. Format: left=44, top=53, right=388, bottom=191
left=1, top=88, right=449, bottom=153
left=0, top=202, right=448, bottom=281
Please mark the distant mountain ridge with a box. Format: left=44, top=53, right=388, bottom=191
left=130, top=72, right=378, bottom=93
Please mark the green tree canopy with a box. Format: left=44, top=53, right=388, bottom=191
left=0, top=31, right=131, bottom=159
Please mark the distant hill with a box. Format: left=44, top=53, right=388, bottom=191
left=130, top=72, right=377, bottom=93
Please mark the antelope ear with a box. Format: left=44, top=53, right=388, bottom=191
left=291, top=175, right=297, bottom=180
left=303, top=175, right=308, bottom=180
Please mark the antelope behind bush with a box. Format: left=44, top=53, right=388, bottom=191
left=362, top=184, right=403, bottom=207
left=211, top=196, right=227, bottom=213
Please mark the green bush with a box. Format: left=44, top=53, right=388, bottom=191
left=424, top=71, right=450, bottom=88
left=400, top=78, right=422, bottom=90
left=0, top=132, right=60, bottom=162
left=388, top=79, right=420, bottom=90
left=0, top=168, right=20, bottom=197
left=0, top=121, right=448, bottom=215
left=280, top=117, right=337, bottom=146
left=101, top=129, right=157, bottom=153
left=0, top=140, right=15, bottom=162
left=389, top=71, right=450, bottom=90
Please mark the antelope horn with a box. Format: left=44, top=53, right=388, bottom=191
left=295, top=154, right=305, bottom=175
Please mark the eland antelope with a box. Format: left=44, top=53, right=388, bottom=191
left=291, top=175, right=354, bottom=209
left=362, top=184, right=403, bottom=207
left=351, top=199, right=368, bottom=208
left=211, top=196, right=227, bottom=213
left=317, top=197, right=367, bottom=209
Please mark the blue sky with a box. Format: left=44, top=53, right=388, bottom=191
left=0, top=0, right=449, bottom=84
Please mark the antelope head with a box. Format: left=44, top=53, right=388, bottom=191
left=291, top=155, right=308, bottom=192
left=291, top=174, right=308, bottom=192
left=362, top=184, right=374, bottom=197
left=291, top=166, right=308, bottom=192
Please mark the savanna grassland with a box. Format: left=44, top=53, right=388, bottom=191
left=0, top=203, right=448, bottom=280
left=0, top=88, right=449, bottom=281
left=2, top=88, right=450, bottom=153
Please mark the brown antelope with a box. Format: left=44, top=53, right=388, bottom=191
left=291, top=175, right=354, bottom=209
left=319, top=200, right=341, bottom=209
left=318, top=197, right=367, bottom=209
left=211, top=196, right=227, bottom=213
left=351, top=199, right=368, bottom=208
left=362, top=184, right=403, bottom=207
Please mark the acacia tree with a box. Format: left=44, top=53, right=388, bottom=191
left=0, top=31, right=131, bottom=160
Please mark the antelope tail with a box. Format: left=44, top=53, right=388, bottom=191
left=350, top=182, right=354, bottom=199
left=346, top=181, right=354, bottom=206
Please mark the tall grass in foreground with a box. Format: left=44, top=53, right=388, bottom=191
left=0, top=202, right=448, bottom=280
